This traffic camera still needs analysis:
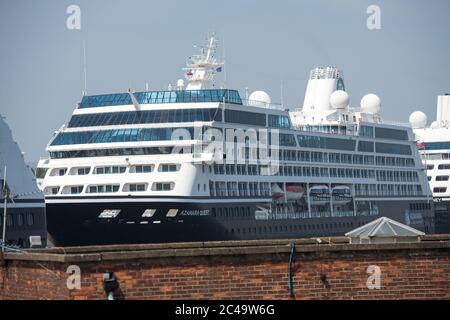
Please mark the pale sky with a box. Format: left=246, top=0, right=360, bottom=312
left=1, top=0, right=449, bottom=163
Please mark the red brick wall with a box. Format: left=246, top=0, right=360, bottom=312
left=1, top=248, right=449, bottom=300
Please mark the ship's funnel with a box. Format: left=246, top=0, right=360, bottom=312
left=436, top=94, right=450, bottom=126
left=302, top=67, right=345, bottom=115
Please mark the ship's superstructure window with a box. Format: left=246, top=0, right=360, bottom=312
left=159, top=164, right=179, bottom=172
left=44, top=186, right=60, bottom=195
left=375, top=142, right=411, bottom=155
left=438, top=164, right=450, bottom=170
left=358, top=140, right=374, bottom=152
left=433, top=187, right=447, bottom=193
left=68, top=167, right=90, bottom=175
left=50, top=146, right=178, bottom=159
left=359, top=125, right=374, bottom=138
left=70, top=186, right=83, bottom=194
left=154, top=183, right=173, bottom=191
left=436, top=175, right=449, bottom=181
left=88, top=185, right=120, bottom=193
left=95, top=166, right=126, bottom=174
left=427, top=164, right=435, bottom=170
left=224, top=109, right=266, bottom=126
left=35, top=167, right=48, bottom=179
left=131, top=165, right=154, bottom=173
left=422, top=141, right=450, bottom=150
left=51, top=127, right=195, bottom=146
left=79, top=89, right=242, bottom=108
left=68, top=108, right=221, bottom=128
left=297, top=135, right=356, bottom=151
left=50, top=168, right=67, bottom=176
left=127, top=184, right=147, bottom=192
left=279, top=133, right=297, bottom=147
left=268, top=114, right=291, bottom=129
left=374, top=127, right=408, bottom=141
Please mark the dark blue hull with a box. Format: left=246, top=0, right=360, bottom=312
left=46, top=197, right=435, bottom=246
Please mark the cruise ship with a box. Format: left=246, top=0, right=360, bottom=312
left=410, top=94, right=450, bottom=233
left=36, top=33, right=434, bottom=246
left=1, top=115, right=47, bottom=248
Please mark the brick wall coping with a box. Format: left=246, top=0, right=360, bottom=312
left=2, top=234, right=450, bottom=264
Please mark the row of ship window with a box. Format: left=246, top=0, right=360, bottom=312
left=47, top=164, right=178, bottom=178
left=433, top=187, right=447, bottom=193
left=68, top=109, right=291, bottom=131
left=426, top=164, right=450, bottom=170
left=78, top=89, right=243, bottom=108
left=68, top=108, right=222, bottom=128
left=354, top=184, right=423, bottom=197
left=211, top=163, right=419, bottom=182
left=209, top=182, right=423, bottom=198
left=46, top=182, right=174, bottom=195
left=427, top=175, right=449, bottom=181
left=213, top=148, right=416, bottom=168
left=49, top=147, right=177, bottom=159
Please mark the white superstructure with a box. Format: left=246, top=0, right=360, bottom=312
left=36, top=34, right=434, bottom=246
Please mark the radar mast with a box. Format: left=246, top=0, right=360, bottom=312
left=184, top=32, right=224, bottom=90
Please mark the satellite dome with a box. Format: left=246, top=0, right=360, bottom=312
left=430, top=121, right=439, bottom=129
left=330, top=90, right=349, bottom=110
left=360, top=94, right=381, bottom=114
left=409, top=111, right=427, bottom=129
left=249, top=91, right=271, bottom=106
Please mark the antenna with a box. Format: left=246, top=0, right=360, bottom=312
left=83, top=39, right=87, bottom=95
left=223, top=31, right=227, bottom=87
left=280, top=77, right=284, bottom=107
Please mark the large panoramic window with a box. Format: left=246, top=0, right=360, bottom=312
left=375, top=127, right=409, bottom=141
left=50, top=127, right=196, bottom=146
left=268, top=114, right=291, bottom=129
left=297, top=135, right=356, bottom=151
left=49, top=146, right=184, bottom=159
left=78, top=89, right=242, bottom=108
left=357, top=140, right=374, bottom=152
left=68, top=108, right=222, bottom=128
left=375, top=142, right=412, bottom=155
left=224, top=109, right=266, bottom=126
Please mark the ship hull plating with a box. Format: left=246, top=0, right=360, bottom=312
left=46, top=198, right=434, bottom=246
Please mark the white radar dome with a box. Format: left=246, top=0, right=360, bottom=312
left=249, top=90, right=271, bottom=106
left=430, top=121, right=440, bottom=129
left=409, top=111, right=427, bottom=129
left=330, top=90, right=349, bottom=110
left=360, top=94, right=381, bottom=114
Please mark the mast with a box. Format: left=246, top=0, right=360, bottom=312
left=184, top=32, right=224, bottom=90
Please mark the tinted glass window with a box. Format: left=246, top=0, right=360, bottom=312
left=375, top=142, right=411, bottom=155
left=224, top=110, right=266, bottom=126
left=297, top=135, right=356, bottom=151
left=375, top=127, right=408, bottom=141
left=358, top=140, right=374, bottom=152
